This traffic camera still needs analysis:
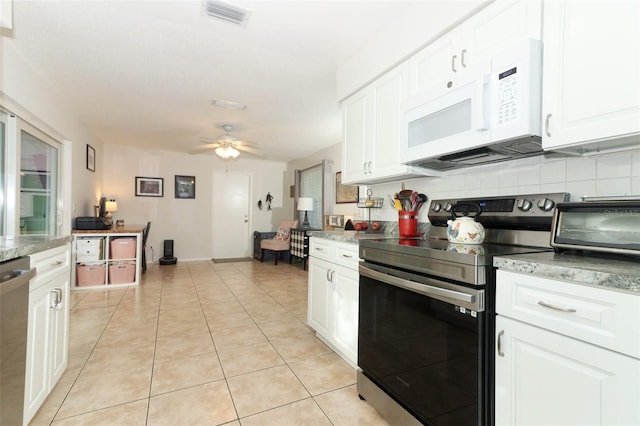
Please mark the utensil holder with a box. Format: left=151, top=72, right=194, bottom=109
left=398, top=211, right=418, bottom=237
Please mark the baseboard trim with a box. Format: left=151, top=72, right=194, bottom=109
left=212, top=257, right=253, bottom=263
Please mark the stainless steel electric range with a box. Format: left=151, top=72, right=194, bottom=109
left=357, top=192, right=570, bottom=426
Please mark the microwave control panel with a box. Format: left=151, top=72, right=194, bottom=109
left=497, top=66, right=518, bottom=125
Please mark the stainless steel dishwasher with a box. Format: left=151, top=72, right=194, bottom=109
left=1, top=256, right=36, bottom=426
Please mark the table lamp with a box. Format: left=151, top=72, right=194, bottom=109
left=105, top=200, right=118, bottom=220
left=297, top=197, right=313, bottom=229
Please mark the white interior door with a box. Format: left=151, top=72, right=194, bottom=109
left=212, top=171, right=251, bottom=260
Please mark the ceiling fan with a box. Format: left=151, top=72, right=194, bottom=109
left=191, top=125, right=262, bottom=159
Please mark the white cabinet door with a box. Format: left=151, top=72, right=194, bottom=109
left=462, top=0, right=542, bottom=69
left=542, top=0, right=640, bottom=153
left=408, top=0, right=542, bottom=101
left=332, top=266, right=359, bottom=365
left=307, top=257, right=332, bottom=338
left=307, top=250, right=359, bottom=366
left=495, top=315, right=640, bottom=426
left=369, top=63, right=413, bottom=181
left=24, top=283, right=53, bottom=423
left=48, top=273, right=69, bottom=386
left=342, top=63, right=437, bottom=185
left=25, top=245, right=71, bottom=425
left=342, top=90, right=370, bottom=184
left=408, top=30, right=461, bottom=101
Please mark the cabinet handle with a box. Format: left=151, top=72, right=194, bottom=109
left=452, top=54, right=457, bottom=72
left=341, top=254, right=353, bottom=258
left=538, top=301, right=577, bottom=313
left=497, top=330, right=505, bottom=357
left=315, top=247, right=325, bottom=252
left=52, top=260, right=63, bottom=266
left=461, top=49, right=467, bottom=68
left=326, top=269, right=336, bottom=283
left=545, top=113, right=552, bottom=137
left=50, top=288, right=64, bottom=310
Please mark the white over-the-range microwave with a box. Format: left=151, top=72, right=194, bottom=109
left=400, top=39, right=543, bottom=171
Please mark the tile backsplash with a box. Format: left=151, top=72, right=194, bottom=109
left=369, top=149, right=640, bottom=222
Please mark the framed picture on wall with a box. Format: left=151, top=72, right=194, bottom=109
left=175, top=175, right=196, bottom=199
left=86, top=144, right=95, bottom=172
left=335, top=171, right=358, bottom=204
left=135, top=177, right=164, bottom=197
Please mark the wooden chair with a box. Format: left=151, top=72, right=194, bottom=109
left=260, top=220, right=298, bottom=265
left=141, top=221, right=151, bottom=272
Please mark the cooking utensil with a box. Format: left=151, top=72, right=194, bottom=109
left=415, top=193, right=428, bottom=212
left=447, top=203, right=485, bottom=244
left=388, top=195, right=401, bottom=211
left=397, top=189, right=413, bottom=211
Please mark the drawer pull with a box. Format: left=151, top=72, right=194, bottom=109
left=315, top=247, right=325, bottom=252
left=341, top=254, right=353, bottom=258
left=51, top=260, right=63, bottom=266
left=538, top=300, right=577, bottom=313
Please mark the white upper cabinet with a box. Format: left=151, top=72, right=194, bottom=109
left=408, top=0, right=542, bottom=103
left=542, top=0, right=640, bottom=154
left=342, top=63, right=439, bottom=185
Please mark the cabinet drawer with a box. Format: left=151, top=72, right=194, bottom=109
left=30, top=245, right=71, bottom=290
left=309, top=238, right=360, bottom=271
left=334, top=244, right=359, bottom=270
left=496, top=270, right=640, bottom=359
left=309, top=238, right=335, bottom=262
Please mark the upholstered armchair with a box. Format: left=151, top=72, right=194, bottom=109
left=260, top=220, right=298, bottom=265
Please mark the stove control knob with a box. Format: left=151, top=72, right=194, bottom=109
left=431, top=203, right=442, bottom=212
left=517, top=199, right=533, bottom=212
left=537, top=198, right=556, bottom=212
left=444, top=203, right=453, bottom=213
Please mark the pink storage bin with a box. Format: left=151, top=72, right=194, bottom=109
left=77, top=264, right=106, bottom=287
left=108, top=262, right=136, bottom=284
left=110, top=238, right=136, bottom=259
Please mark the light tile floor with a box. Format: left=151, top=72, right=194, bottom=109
left=30, top=260, right=391, bottom=425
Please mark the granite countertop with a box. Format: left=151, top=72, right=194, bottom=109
left=0, top=235, right=73, bottom=262
left=308, top=230, right=397, bottom=244
left=494, top=251, right=640, bottom=295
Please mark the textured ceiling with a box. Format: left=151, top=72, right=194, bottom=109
left=6, top=1, right=414, bottom=162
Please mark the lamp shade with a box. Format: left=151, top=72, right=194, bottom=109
left=297, top=197, right=313, bottom=211
left=105, top=201, right=118, bottom=212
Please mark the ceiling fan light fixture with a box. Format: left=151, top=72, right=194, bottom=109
left=215, top=145, right=240, bottom=159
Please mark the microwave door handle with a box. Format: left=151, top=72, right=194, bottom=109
left=475, top=73, right=490, bottom=131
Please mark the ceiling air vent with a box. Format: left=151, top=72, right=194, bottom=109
left=202, top=0, right=251, bottom=28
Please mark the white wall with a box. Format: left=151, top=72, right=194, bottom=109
left=102, top=144, right=287, bottom=261
left=368, top=150, right=640, bottom=224
left=1, top=40, right=101, bottom=234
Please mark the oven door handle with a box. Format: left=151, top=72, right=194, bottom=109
left=359, top=263, right=483, bottom=311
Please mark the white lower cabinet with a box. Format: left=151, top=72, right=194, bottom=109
left=308, top=238, right=359, bottom=366
left=25, top=245, right=70, bottom=425
left=495, top=270, right=640, bottom=426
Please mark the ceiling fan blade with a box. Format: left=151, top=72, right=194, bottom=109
left=236, top=146, right=263, bottom=156
left=189, top=143, right=222, bottom=154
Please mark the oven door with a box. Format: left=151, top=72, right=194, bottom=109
left=358, top=262, right=490, bottom=426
